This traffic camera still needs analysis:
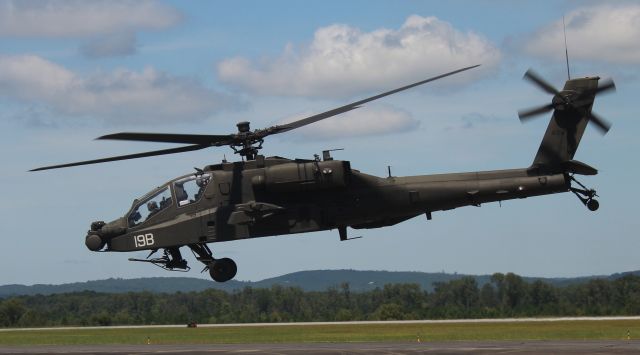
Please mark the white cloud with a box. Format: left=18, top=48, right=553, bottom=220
left=217, top=15, right=500, bottom=98
left=0, top=55, right=236, bottom=125
left=0, top=0, right=181, bottom=38
left=523, top=4, right=640, bottom=64
left=279, top=105, right=418, bottom=140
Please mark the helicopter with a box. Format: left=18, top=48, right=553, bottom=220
left=31, top=64, right=615, bottom=283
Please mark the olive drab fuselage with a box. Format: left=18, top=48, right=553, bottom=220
left=104, top=155, right=569, bottom=253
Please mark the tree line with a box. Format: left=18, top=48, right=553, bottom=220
left=2, top=272, right=640, bottom=327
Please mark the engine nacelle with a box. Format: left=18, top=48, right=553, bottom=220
left=252, top=160, right=350, bottom=193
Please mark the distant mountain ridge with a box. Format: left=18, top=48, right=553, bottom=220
left=2, top=269, right=639, bottom=297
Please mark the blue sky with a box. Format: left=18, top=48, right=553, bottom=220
left=0, top=0, right=639, bottom=285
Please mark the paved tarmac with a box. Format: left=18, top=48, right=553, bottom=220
left=3, top=316, right=640, bottom=332
left=1, top=341, right=640, bottom=354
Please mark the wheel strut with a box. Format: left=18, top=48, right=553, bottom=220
left=188, top=243, right=238, bottom=282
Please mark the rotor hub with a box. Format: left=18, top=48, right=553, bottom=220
left=236, top=121, right=251, bottom=133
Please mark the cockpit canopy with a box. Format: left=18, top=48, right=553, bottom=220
left=128, top=173, right=211, bottom=227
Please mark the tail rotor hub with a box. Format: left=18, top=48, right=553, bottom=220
left=552, top=91, right=577, bottom=111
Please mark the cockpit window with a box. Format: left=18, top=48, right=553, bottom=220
left=173, top=173, right=211, bottom=207
left=128, top=187, right=172, bottom=227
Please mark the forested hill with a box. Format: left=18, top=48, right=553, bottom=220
left=2, top=269, right=639, bottom=297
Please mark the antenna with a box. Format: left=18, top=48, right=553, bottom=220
left=563, top=16, right=570, bottom=80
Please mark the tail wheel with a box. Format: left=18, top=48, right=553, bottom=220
left=209, top=258, right=237, bottom=282
left=570, top=176, right=600, bottom=212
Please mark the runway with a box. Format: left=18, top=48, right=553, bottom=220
left=3, top=316, right=640, bottom=332
left=1, top=341, right=640, bottom=354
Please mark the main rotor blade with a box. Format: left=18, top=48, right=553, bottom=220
left=523, top=69, right=559, bottom=96
left=594, top=78, right=616, bottom=95
left=30, top=144, right=207, bottom=171
left=587, top=111, right=611, bottom=135
left=98, top=132, right=233, bottom=146
left=518, top=103, right=554, bottom=121
left=264, top=64, right=481, bottom=135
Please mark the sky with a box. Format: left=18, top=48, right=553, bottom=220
left=1, top=0, right=639, bottom=285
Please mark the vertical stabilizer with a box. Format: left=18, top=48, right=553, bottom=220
left=532, top=77, right=599, bottom=168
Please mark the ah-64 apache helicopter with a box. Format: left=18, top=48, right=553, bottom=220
left=32, top=64, right=615, bottom=282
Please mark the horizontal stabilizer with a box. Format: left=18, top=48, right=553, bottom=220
left=562, top=160, right=598, bottom=176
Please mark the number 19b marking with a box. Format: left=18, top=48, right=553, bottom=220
left=134, top=233, right=154, bottom=248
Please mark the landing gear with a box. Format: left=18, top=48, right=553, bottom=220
left=128, top=243, right=238, bottom=282
left=188, top=243, right=238, bottom=282
left=569, top=175, right=599, bottom=211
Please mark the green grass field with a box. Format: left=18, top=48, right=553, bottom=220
left=1, top=320, right=639, bottom=345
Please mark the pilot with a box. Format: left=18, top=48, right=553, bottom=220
left=196, top=176, right=209, bottom=188
left=147, top=201, right=160, bottom=219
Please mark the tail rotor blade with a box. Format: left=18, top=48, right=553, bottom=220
left=523, top=69, right=560, bottom=95
left=594, top=78, right=616, bottom=95
left=518, top=103, right=554, bottom=121
left=587, top=111, right=612, bottom=135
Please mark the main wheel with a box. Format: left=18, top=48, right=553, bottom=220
left=587, top=199, right=599, bottom=211
left=209, top=258, right=237, bottom=282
